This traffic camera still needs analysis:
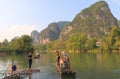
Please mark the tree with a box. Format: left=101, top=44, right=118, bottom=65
left=39, top=44, right=47, bottom=52
left=2, top=39, right=9, bottom=46
left=9, top=35, right=34, bottom=54
left=111, top=26, right=120, bottom=50
left=100, top=37, right=112, bottom=53
left=66, top=33, right=87, bottom=53
left=46, top=42, right=53, bottom=51
left=20, top=35, right=34, bottom=52
left=85, top=38, right=97, bottom=51
left=9, top=37, right=21, bottom=52
left=0, top=39, right=9, bottom=50
left=115, top=37, right=120, bottom=50
left=52, top=40, right=66, bottom=51
left=110, top=26, right=120, bottom=50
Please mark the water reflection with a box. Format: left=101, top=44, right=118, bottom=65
left=60, top=75, right=76, bottom=79
left=28, top=74, right=32, bottom=79
left=1, top=53, right=120, bottom=79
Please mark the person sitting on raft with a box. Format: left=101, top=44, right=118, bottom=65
left=59, top=57, right=65, bottom=69
left=61, top=53, right=71, bottom=69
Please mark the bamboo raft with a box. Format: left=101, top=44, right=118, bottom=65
left=20, top=68, right=40, bottom=75
left=1, top=64, right=22, bottom=79
left=55, top=64, right=76, bottom=76
left=0, top=64, right=40, bottom=79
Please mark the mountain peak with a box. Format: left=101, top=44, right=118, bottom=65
left=89, top=1, right=110, bottom=13
left=31, top=1, right=119, bottom=44
left=91, top=1, right=108, bottom=8
left=61, top=1, right=118, bottom=39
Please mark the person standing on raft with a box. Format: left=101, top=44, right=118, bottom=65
left=28, top=51, right=33, bottom=70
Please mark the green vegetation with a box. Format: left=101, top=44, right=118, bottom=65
left=37, top=1, right=120, bottom=53
left=39, top=26, right=120, bottom=53
left=66, top=33, right=87, bottom=52
left=0, top=35, right=34, bottom=54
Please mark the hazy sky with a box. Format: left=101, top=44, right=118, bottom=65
left=0, top=0, right=120, bottom=42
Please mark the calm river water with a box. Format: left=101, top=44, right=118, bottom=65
left=1, top=52, right=120, bottom=79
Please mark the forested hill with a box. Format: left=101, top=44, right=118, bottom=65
left=59, top=1, right=118, bottom=40
left=31, top=1, right=119, bottom=44
left=31, top=30, right=39, bottom=44
left=39, top=21, right=70, bottom=44
left=119, top=20, right=120, bottom=27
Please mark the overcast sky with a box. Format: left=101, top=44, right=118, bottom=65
left=0, top=0, right=120, bottom=42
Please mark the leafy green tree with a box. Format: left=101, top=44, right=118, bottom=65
left=99, top=26, right=120, bottom=53
left=20, top=35, right=34, bottom=52
left=114, top=37, right=120, bottom=50
left=39, top=44, right=47, bottom=52
left=2, top=39, right=9, bottom=46
left=0, top=39, right=9, bottom=50
left=46, top=42, right=53, bottom=51
left=111, top=26, right=120, bottom=38
left=111, top=26, right=120, bottom=50
left=66, top=33, right=87, bottom=53
left=110, top=26, right=120, bottom=50
left=52, top=40, right=66, bottom=51
left=9, top=37, right=20, bottom=52
left=9, top=35, right=34, bottom=54
left=85, top=39, right=97, bottom=51
left=100, top=37, right=112, bottom=53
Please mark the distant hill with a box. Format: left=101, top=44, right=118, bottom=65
left=59, top=1, right=118, bottom=39
left=57, top=21, right=71, bottom=29
left=31, top=30, right=39, bottom=44
left=39, top=21, right=70, bottom=44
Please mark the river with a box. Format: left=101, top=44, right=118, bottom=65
left=0, top=52, right=120, bottom=79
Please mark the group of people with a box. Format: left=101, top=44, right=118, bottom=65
left=56, top=51, right=71, bottom=69
left=11, top=50, right=37, bottom=75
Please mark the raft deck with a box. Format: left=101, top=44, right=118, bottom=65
left=20, top=68, right=40, bottom=75
left=1, top=64, right=40, bottom=79
left=5, top=64, right=21, bottom=76
left=55, top=64, right=76, bottom=75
